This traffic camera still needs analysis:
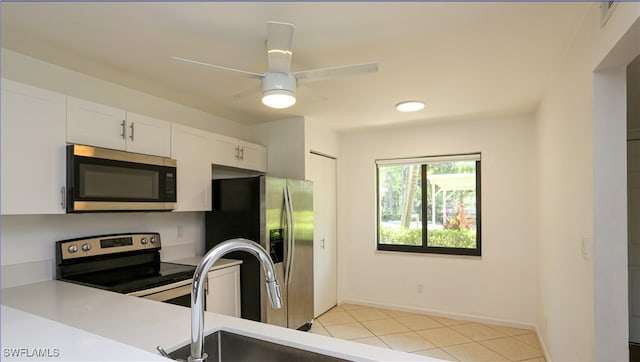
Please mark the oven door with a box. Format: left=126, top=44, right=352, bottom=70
left=66, top=144, right=177, bottom=212
left=127, top=279, right=206, bottom=308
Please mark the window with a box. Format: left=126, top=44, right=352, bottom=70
left=376, top=154, right=481, bottom=256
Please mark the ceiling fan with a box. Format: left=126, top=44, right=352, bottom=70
left=171, top=21, right=378, bottom=109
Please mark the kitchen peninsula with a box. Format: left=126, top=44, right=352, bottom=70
left=1, top=281, right=437, bottom=361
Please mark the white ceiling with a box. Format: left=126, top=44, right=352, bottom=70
left=1, top=2, right=589, bottom=131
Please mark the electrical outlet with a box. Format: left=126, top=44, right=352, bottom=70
left=417, top=284, right=424, bottom=294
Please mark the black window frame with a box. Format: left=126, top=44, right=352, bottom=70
left=376, top=155, right=482, bottom=256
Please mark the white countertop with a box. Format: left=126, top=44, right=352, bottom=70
left=168, top=257, right=241, bottom=270
left=1, top=305, right=166, bottom=361
left=1, top=281, right=438, bottom=361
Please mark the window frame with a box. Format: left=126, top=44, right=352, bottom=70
left=375, top=154, right=482, bottom=256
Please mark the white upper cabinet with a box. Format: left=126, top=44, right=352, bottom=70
left=238, top=140, right=267, bottom=172
left=1, top=79, right=67, bottom=215
left=211, top=133, right=267, bottom=172
left=210, top=133, right=239, bottom=167
left=67, top=97, right=126, bottom=150
left=125, top=112, right=171, bottom=157
left=171, top=124, right=212, bottom=212
left=67, top=97, right=170, bottom=157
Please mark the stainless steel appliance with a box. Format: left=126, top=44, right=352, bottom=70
left=55, top=233, right=197, bottom=307
left=205, top=176, right=314, bottom=330
left=66, top=144, right=177, bottom=212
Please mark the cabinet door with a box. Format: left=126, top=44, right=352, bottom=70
left=206, top=265, right=241, bottom=317
left=171, top=124, right=211, bottom=211
left=67, top=96, right=127, bottom=150
left=238, top=140, right=267, bottom=172
left=210, top=133, right=240, bottom=167
left=125, top=112, right=171, bottom=157
left=1, top=79, right=67, bottom=214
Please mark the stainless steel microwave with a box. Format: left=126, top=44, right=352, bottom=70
left=66, top=144, right=177, bottom=212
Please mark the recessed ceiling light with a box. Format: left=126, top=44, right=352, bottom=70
left=396, top=101, right=425, bottom=112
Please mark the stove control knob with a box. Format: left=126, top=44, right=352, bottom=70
left=82, top=243, right=91, bottom=252
left=141, top=238, right=149, bottom=245
left=150, top=236, right=158, bottom=244
left=68, top=245, right=78, bottom=253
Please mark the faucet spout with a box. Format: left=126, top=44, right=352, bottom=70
left=188, top=238, right=282, bottom=362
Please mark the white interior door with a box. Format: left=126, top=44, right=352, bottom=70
left=309, top=152, right=337, bottom=317
left=629, top=140, right=640, bottom=343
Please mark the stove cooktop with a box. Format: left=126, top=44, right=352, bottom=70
left=55, top=233, right=197, bottom=294
left=60, top=262, right=196, bottom=294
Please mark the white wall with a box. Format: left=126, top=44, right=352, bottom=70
left=337, top=114, right=537, bottom=327
left=535, top=3, right=640, bottom=360
left=305, top=117, right=340, bottom=176
left=250, top=117, right=306, bottom=179
left=305, top=117, right=339, bottom=157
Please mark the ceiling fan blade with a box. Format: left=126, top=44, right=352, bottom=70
left=171, top=56, right=263, bottom=79
left=266, top=21, right=295, bottom=74
left=231, top=84, right=262, bottom=100
left=293, top=62, right=379, bottom=84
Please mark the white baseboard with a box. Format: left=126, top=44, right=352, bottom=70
left=534, top=326, right=551, bottom=362
left=339, top=296, right=536, bottom=331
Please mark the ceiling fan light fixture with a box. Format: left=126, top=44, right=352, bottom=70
left=262, top=91, right=296, bottom=109
left=396, top=101, right=425, bottom=112
left=262, top=72, right=297, bottom=109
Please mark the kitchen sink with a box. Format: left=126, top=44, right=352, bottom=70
left=168, top=330, right=349, bottom=362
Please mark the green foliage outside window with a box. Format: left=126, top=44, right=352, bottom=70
left=376, top=155, right=481, bottom=256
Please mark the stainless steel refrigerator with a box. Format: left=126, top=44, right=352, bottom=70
left=205, top=175, right=314, bottom=330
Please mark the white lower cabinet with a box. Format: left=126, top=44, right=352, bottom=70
left=1, top=79, right=67, bottom=215
left=205, top=265, right=241, bottom=317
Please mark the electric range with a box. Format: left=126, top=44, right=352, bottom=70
left=56, top=233, right=197, bottom=306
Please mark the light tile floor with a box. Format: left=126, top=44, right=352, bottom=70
left=310, top=304, right=545, bottom=362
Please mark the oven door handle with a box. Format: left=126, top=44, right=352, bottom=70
left=128, top=281, right=192, bottom=302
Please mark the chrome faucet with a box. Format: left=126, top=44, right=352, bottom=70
left=187, top=238, right=283, bottom=362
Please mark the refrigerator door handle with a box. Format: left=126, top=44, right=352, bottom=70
left=284, top=185, right=294, bottom=286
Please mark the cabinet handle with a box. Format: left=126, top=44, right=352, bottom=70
left=239, top=147, right=244, bottom=161
left=129, top=122, right=135, bottom=142
left=120, top=120, right=126, bottom=139
left=60, top=187, right=66, bottom=210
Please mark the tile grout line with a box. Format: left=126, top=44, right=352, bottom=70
left=341, top=306, right=395, bottom=349
left=320, top=305, right=545, bottom=362
left=342, top=306, right=472, bottom=356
